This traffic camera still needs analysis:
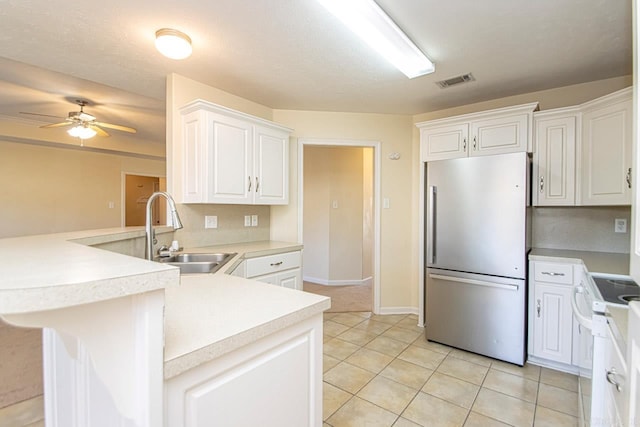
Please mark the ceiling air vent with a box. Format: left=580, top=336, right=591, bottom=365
left=435, top=73, right=475, bottom=89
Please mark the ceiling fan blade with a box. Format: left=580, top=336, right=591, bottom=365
left=20, top=112, right=67, bottom=119
left=94, top=121, right=137, bottom=134
left=40, top=122, right=72, bottom=129
left=89, top=125, right=110, bottom=137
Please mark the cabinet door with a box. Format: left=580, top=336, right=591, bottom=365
left=254, top=125, right=289, bottom=205
left=580, top=98, right=632, bottom=205
left=278, top=268, right=302, bottom=290
left=534, top=115, right=576, bottom=206
left=532, top=282, right=573, bottom=364
left=180, top=110, right=208, bottom=203
left=627, top=302, right=640, bottom=427
left=420, top=123, right=469, bottom=161
left=208, top=113, right=253, bottom=204
left=470, top=114, right=528, bottom=157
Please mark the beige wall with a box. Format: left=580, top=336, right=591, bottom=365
left=0, top=140, right=165, bottom=238
left=303, top=147, right=331, bottom=281
left=272, top=110, right=415, bottom=309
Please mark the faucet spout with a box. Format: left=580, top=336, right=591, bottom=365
left=145, top=192, right=183, bottom=260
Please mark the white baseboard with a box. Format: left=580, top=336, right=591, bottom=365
left=304, top=276, right=373, bottom=287
left=377, top=306, right=420, bottom=316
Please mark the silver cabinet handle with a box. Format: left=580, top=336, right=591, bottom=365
left=541, top=271, right=564, bottom=276
left=270, top=261, right=283, bottom=267
left=627, top=167, right=632, bottom=189
left=255, top=176, right=260, bottom=192
left=463, top=138, right=467, bottom=152
left=537, top=299, right=541, bottom=317
left=248, top=176, right=252, bottom=192
left=473, top=136, right=477, bottom=150
left=606, top=368, right=623, bottom=392
left=539, top=176, right=544, bottom=193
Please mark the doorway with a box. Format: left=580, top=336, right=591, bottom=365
left=298, top=139, right=381, bottom=314
left=123, top=174, right=166, bottom=226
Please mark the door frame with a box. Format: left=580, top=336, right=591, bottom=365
left=121, top=172, right=166, bottom=227
left=297, top=138, right=382, bottom=314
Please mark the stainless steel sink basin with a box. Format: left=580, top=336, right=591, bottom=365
left=154, top=252, right=236, bottom=274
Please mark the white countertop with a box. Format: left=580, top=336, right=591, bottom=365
left=0, top=229, right=328, bottom=378
left=162, top=240, right=328, bottom=378
left=163, top=273, right=329, bottom=379
left=529, top=248, right=630, bottom=276
left=0, top=228, right=179, bottom=314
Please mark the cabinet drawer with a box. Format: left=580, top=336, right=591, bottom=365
left=246, top=251, right=301, bottom=278
left=534, top=262, right=573, bottom=284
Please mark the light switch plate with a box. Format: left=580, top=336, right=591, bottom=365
left=383, top=198, right=390, bottom=209
left=205, top=215, right=218, bottom=229
left=251, top=215, right=258, bottom=227
left=244, top=215, right=251, bottom=227
left=615, top=218, right=627, bottom=233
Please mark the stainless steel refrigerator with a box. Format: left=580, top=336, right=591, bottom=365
left=425, top=151, right=530, bottom=365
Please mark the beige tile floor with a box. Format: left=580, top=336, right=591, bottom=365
left=323, top=312, right=579, bottom=427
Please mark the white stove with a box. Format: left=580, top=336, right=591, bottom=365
left=573, top=272, right=637, bottom=427
left=591, top=274, right=640, bottom=308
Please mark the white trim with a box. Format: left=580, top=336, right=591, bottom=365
left=377, top=306, right=421, bottom=316
left=418, top=157, right=425, bottom=326
left=298, top=138, right=382, bottom=314
left=303, top=276, right=372, bottom=287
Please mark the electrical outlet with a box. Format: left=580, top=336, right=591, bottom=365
left=332, top=200, right=338, bottom=209
left=251, top=215, right=258, bottom=227
left=205, top=215, right=218, bottom=229
left=244, top=215, right=251, bottom=227
left=615, top=218, right=627, bottom=233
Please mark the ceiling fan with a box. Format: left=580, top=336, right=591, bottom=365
left=20, top=99, right=137, bottom=139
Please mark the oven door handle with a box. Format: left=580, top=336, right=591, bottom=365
left=571, top=285, right=593, bottom=330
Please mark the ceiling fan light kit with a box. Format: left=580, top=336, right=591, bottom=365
left=316, top=0, right=434, bottom=78
left=155, top=28, right=192, bottom=60
left=20, top=99, right=137, bottom=140
left=67, top=124, right=97, bottom=139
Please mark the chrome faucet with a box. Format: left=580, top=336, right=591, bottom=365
left=145, top=192, right=183, bottom=260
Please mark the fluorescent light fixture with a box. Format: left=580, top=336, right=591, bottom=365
left=317, top=0, right=434, bottom=78
left=68, top=125, right=97, bottom=139
left=155, top=28, right=192, bottom=60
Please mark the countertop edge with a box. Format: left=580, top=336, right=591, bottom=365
left=164, top=297, right=330, bottom=379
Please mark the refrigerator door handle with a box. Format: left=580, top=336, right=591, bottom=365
left=427, top=186, right=436, bottom=264
left=428, top=274, right=519, bottom=291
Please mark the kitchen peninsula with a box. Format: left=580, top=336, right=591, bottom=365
left=0, top=227, right=329, bottom=426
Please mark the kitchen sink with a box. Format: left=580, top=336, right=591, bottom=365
left=154, top=252, right=237, bottom=274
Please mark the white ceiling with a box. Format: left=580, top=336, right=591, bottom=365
left=0, top=0, right=632, bottom=144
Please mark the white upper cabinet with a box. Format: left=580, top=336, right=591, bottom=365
left=531, top=87, right=632, bottom=207
left=419, top=123, right=469, bottom=161
left=417, top=103, right=538, bottom=162
left=176, top=100, right=292, bottom=205
left=579, top=88, right=632, bottom=206
left=533, top=109, right=578, bottom=206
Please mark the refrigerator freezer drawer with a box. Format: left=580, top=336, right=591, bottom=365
left=425, top=268, right=526, bottom=365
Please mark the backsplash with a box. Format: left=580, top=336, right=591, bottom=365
left=532, top=206, right=631, bottom=253
left=173, top=204, right=270, bottom=248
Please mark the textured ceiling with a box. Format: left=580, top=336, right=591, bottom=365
left=0, top=0, right=632, bottom=144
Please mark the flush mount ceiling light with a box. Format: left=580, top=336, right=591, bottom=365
left=67, top=124, right=97, bottom=139
left=155, top=28, right=192, bottom=60
left=317, top=0, right=434, bottom=78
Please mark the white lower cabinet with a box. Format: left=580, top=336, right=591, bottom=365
left=232, top=250, right=303, bottom=291
left=165, top=314, right=323, bottom=427
left=529, top=260, right=578, bottom=369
